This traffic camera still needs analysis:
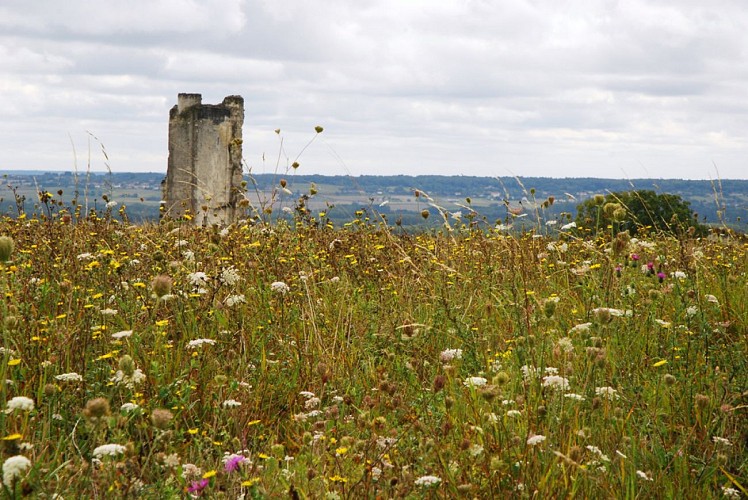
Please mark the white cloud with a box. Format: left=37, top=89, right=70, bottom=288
left=0, top=0, right=747, bottom=178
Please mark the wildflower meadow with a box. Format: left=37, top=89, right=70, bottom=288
left=0, top=189, right=746, bottom=498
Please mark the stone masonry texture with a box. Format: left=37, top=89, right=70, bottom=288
left=164, top=93, right=244, bottom=225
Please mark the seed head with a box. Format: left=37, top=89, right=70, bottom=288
left=83, top=397, right=111, bottom=421
left=151, top=409, right=174, bottom=430
left=0, top=236, right=14, bottom=262
left=118, top=355, right=136, bottom=377
left=695, top=394, right=710, bottom=410
left=151, top=275, right=173, bottom=298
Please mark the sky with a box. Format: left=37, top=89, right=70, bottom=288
left=1, top=0, right=747, bottom=179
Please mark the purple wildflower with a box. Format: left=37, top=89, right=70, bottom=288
left=187, top=479, right=209, bottom=495
left=224, top=454, right=246, bottom=473
left=657, top=271, right=666, bottom=283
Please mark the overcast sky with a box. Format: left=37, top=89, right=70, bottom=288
left=2, top=0, right=747, bottom=179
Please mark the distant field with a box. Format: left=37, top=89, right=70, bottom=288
left=1, top=171, right=746, bottom=229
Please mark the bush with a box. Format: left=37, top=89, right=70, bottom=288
left=576, top=190, right=706, bottom=236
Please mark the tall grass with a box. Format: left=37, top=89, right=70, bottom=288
left=0, top=194, right=745, bottom=498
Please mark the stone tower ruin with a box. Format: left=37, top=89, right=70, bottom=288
left=164, top=93, right=244, bottom=225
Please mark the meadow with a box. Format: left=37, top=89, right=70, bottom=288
left=0, top=197, right=746, bottom=498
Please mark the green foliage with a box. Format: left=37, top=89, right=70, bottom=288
left=575, top=189, right=707, bottom=235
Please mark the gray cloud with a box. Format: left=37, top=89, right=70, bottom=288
left=0, top=0, right=746, bottom=179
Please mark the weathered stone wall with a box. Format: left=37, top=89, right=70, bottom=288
left=164, top=93, right=244, bottom=225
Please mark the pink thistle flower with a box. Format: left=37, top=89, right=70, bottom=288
left=187, top=479, right=209, bottom=495
left=224, top=454, right=246, bottom=473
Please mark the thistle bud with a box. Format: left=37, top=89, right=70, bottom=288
left=119, top=355, right=136, bottom=377
left=0, top=236, right=14, bottom=262
left=151, top=275, right=173, bottom=298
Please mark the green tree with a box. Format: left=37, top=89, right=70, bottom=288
left=576, top=190, right=705, bottom=236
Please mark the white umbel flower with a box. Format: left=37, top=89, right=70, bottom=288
left=93, top=444, right=126, bottom=458
left=527, top=434, right=546, bottom=446
left=414, top=475, right=441, bottom=487
left=186, top=338, right=216, bottom=349
left=6, top=396, right=34, bottom=412
left=270, top=281, right=290, bottom=294
left=55, top=373, right=83, bottom=382
left=463, top=377, right=487, bottom=387
left=2, top=455, right=31, bottom=485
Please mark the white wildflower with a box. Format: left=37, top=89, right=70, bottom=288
left=106, top=200, right=118, bottom=209
left=222, top=399, right=242, bottom=408
left=706, top=294, right=719, bottom=305
left=585, top=445, right=610, bottom=462
left=686, top=306, right=699, bottom=316
left=440, top=348, right=463, bottom=362
left=225, top=294, right=246, bottom=307
left=2, top=455, right=31, bottom=485
left=55, top=372, right=83, bottom=382
left=712, top=436, right=732, bottom=446
left=722, top=486, right=741, bottom=498
left=469, top=444, right=484, bottom=456
left=187, top=272, right=209, bottom=287
left=181, top=463, right=202, bottom=479
left=592, top=307, right=624, bottom=317
left=186, top=338, right=216, bottom=349
left=670, top=271, right=687, bottom=279
left=112, top=330, right=133, bottom=339
left=569, top=322, right=592, bottom=334
left=564, top=393, right=586, bottom=401
left=111, top=368, right=146, bottom=389
left=220, top=266, right=241, bottom=286
left=556, top=337, right=574, bottom=353
left=655, top=319, right=672, bottom=328
left=304, top=397, right=321, bottom=410
left=174, top=239, right=188, bottom=248
left=77, top=252, right=94, bottom=260
left=560, top=221, right=576, bottom=230
left=521, top=365, right=540, bottom=380
left=92, top=444, right=126, bottom=458
left=463, top=376, right=487, bottom=388
left=595, top=386, right=619, bottom=400
left=99, top=308, right=118, bottom=316
left=506, top=410, right=522, bottom=418
left=636, top=470, right=653, bottom=481
left=526, top=435, right=546, bottom=446
left=299, top=391, right=315, bottom=399
left=6, top=396, right=34, bottom=412
left=414, top=475, right=441, bottom=487
left=120, top=403, right=140, bottom=412
left=542, top=375, right=570, bottom=391
left=271, top=281, right=290, bottom=294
